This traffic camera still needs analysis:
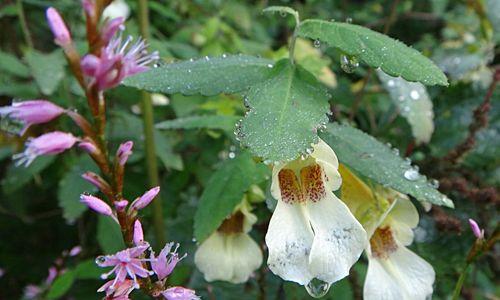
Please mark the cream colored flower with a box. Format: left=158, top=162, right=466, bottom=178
left=340, top=166, right=435, bottom=300
left=102, top=0, right=130, bottom=20
left=194, top=199, right=262, bottom=284
left=265, top=139, right=367, bottom=286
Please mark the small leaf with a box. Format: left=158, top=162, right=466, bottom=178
left=97, top=215, right=125, bottom=254
left=25, top=49, right=66, bottom=95
left=321, top=123, right=453, bottom=207
left=74, top=259, right=102, bottom=280
left=154, top=129, right=184, bottom=171
left=0, top=50, right=30, bottom=78
left=1, top=156, right=56, bottom=194
left=46, top=271, right=75, bottom=299
left=156, top=115, right=240, bottom=132
left=194, top=152, right=269, bottom=242
left=238, top=59, right=329, bottom=162
left=263, top=6, right=299, bottom=19
left=377, top=70, right=434, bottom=144
left=298, top=20, right=448, bottom=86
left=58, top=156, right=99, bottom=223
left=123, top=54, right=274, bottom=96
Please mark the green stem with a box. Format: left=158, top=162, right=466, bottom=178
left=288, top=11, right=301, bottom=64
left=16, top=0, right=34, bottom=49
left=137, top=0, right=166, bottom=248
left=452, top=263, right=470, bottom=300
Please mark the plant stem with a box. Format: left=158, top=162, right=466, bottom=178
left=288, top=11, right=301, bottom=64
left=16, top=0, right=34, bottom=49
left=452, top=263, right=469, bottom=300
left=137, top=0, right=166, bottom=248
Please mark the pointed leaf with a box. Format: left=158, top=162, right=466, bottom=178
left=123, top=54, right=274, bottom=96
left=238, top=59, right=329, bottom=162
left=377, top=70, right=434, bottom=144
left=298, top=20, right=448, bottom=86
left=194, top=152, right=269, bottom=242
left=156, top=115, right=240, bottom=131
left=321, top=123, right=453, bottom=207
left=25, top=49, right=66, bottom=95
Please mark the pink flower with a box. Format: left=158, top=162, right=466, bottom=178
left=0, top=100, right=65, bottom=134
left=80, top=194, right=113, bottom=216
left=114, top=200, right=129, bottom=211
left=468, top=218, right=484, bottom=239
left=133, top=220, right=144, bottom=246
left=81, top=34, right=159, bottom=90
left=150, top=242, right=185, bottom=281
left=14, top=131, right=78, bottom=166
left=82, top=0, right=95, bottom=18
left=45, top=267, right=58, bottom=285
left=96, top=244, right=152, bottom=289
left=23, top=285, right=42, bottom=299
left=116, top=141, right=133, bottom=166
left=78, top=139, right=98, bottom=154
left=102, top=17, right=125, bottom=44
left=161, top=287, right=199, bottom=300
left=46, top=8, right=71, bottom=47
left=69, top=246, right=82, bottom=257
left=130, top=186, right=160, bottom=210
left=82, top=172, right=112, bottom=194
left=98, top=279, right=135, bottom=300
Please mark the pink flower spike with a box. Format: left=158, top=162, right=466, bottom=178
left=69, top=246, right=82, bottom=257
left=98, top=279, right=135, bottom=299
left=80, top=194, right=113, bottom=216
left=13, top=131, right=78, bottom=166
left=96, top=244, right=152, bottom=289
left=150, top=242, right=186, bottom=281
left=161, top=287, right=200, bottom=300
left=114, top=200, right=129, bottom=212
left=133, top=220, right=144, bottom=246
left=0, top=100, right=65, bottom=135
left=130, top=186, right=160, bottom=211
left=117, top=141, right=134, bottom=166
left=102, top=17, right=125, bottom=44
left=46, top=8, right=71, bottom=47
left=468, top=218, right=484, bottom=239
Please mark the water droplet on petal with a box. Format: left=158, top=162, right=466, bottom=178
left=340, top=54, right=359, bottom=73
left=95, top=256, right=106, bottom=265
left=306, top=278, right=331, bottom=298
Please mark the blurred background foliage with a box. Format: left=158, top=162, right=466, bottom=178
left=0, top=0, right=498, bottom=299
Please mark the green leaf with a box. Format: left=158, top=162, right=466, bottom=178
left=321, top=123, right=454, bottom=207
left=1, top=156, right=56, bottom=194
left=58, top=156, right=99, bottom=223
left=238, top=59, right=329, bottom=162
left=74, top=259, right=102, bottom=280
left=194, top=152, right=269, bottom=242
left=25, top=49, right=66, bottom=95
left=46, top=271, right=75, bottom=300
left=154, top=129, right=184, bottom=171
left=377, top=70, right=434, bottom=144
left=123, top=54, right=274, bottom=96
left=297, top=20, right=448, bottom=86
left=0, top=50, right=30, bottom=78
left=156, top=115, right=240, bottom=132
left=97, top=215, right=125, bottom=254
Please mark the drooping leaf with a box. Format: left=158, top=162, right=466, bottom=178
left=238, top=59, right=329, bottom=162
left=321, top=123, right=454, bottom=207
left=297, top=20, right=448, bottom=86
left=123, top=54, right=274, bottom=96
left=0, top=50, right=30, bottom=78
left=46, top=271, right=76, bottom=300
left=154, top=129, right=184, bottom=171
left=97, top=215, right=125, bottom=254
left=156, top=115, right=240, bottom=132
left=194, top=152, right=269, bottom=242
left=58, top=156, right=99, bottom=223
left=24, top=49, right=66, bottom=95
left=1, top=156, right=56, bottom=194
left=377, top=70, right=434, bottom=144
left=74, top=259, right=102, bottom=280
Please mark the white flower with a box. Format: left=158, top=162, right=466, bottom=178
left=340, top=166, right=435, bottom=300
left=102, top=0, right=130, bottom=20
left=265, top=139, right=367, bottom=286
left=194, top=199, right=263, bottom=284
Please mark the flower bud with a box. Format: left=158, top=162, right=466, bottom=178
left=130, top=186, right=160, bottom=210
left=78, top=139, right=98, bottom=154
left=81, top=172, right=112, bottom=195
left=0, top=100, right=65, bottom=135
left=116, top=141, right=133, bottom=166
left=80, top=194, right=113, bottom=216
left=133, top=220, right=144, bottom=245
left=114, top=200, right=128, bottom=212
left=468, top=218, right=484, bottom=239
left=46, top=8, right=72, bottom=47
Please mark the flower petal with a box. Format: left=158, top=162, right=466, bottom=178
left=310, top=139, right=342, bottom=191
left=306, top=193, right=367, bottom=284
left=387, top=198, right=419, bottom=246
left=265, top=201, right=314, bottom=285
left=225, top=233, right=263, bottom=283
left=194, top=232, right=234, bottom=282
left=364, top=245, right=435, bottom=300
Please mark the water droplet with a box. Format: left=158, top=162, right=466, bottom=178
left=345, top=17, right=353, bottom=23
left=387, top=80, right=395, bottom=87
left=306, top=278, right=331, bottom=298
left=222, top=53, right=227, bottom=58
left=280, top=11, right=287, bottom=17
left=392, top=148, right=400, bottom=156
left=430, top=179, right=439, bottom=188
left=267, top=63, right=274, bottom=68
left=410, top=90, right=420, bottom=100
left=404, top=168, right=419, bottom=181
left=191, top=237, right=197, bottom=243
left=314, top=39, right=321, bottom=48
left=204, top=56, right=210, bottom=61
left=340, top=54, right=359, bottom=73
left=95, top=256, right=106, bottom=265
left=228, top=152, right=236, bottom=159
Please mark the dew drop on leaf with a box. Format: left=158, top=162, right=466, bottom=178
left=314, top=39, right=321, bottom=48
left=404, top=168, right=420, bottom=181
left=345, top=17, right=353, bottom=23
left=95, top=256, right=106, bottom=264
left=306, top=278, right=331, bottom=298
left=340, top=54, right=359, bottom=73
